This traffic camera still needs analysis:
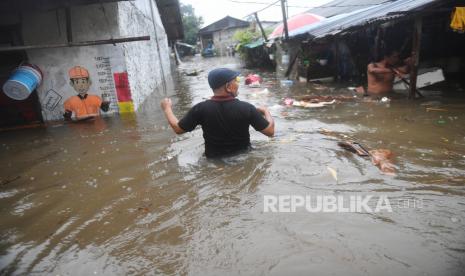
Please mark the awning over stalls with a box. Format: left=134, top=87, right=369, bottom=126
left=307, top=0, right=394, bottom=18
left=296, top=0, right=446, bottom=41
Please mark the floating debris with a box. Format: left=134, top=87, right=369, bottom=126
left=369, top=149, right=396, bottom=175
left=327, top=167, right=338, bottom=182
left=426, top=107, right=448, bottom=112
left=0, top=176, right=20, bottom=186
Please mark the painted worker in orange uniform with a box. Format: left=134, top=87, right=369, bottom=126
left=63, top=66, right=110, bottom=120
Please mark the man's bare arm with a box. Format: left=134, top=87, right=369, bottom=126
left=160, top=98, right=185, bottom=135
left=367, top=63, right=392, bottom=74
left=257, top=106, right=275, bottom=137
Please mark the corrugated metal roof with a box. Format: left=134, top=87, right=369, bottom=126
left=294, top=0, right=442, bottom=40
left=308, top=0, right=395, bottom=18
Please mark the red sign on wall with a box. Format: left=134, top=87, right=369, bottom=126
left=113, top=72, right=132, bottom=102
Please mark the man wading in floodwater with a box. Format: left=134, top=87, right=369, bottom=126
left=160, top=68, right=275, bottom=158
left=366, top=49, right=412, bottom=95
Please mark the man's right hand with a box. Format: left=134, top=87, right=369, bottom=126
left=160, top=98, right=172, bottom=111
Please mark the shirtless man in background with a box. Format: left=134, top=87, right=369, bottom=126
left=366, top=50, right=412, bottom=95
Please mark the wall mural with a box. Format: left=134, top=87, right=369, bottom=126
left=32, top=45, right=134, bottom=122
left=42, top=89, right=62, bottom=112
left=63, top=66, right=110, bottom=121
left=94, top=56, right=120, bottom=113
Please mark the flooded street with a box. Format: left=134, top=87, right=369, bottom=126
left=1, top=56, right=465, bottom=275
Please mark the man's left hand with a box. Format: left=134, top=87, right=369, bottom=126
left=256, top=106, right=269, bottom=115
left=161, top=98, right=173, bottom=111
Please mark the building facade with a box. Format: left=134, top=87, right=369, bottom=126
left=199, top=16, right=250, bottom=57
left=0, top=0, right=182, bottom=125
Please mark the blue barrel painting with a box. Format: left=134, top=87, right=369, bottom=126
left=2, top=64, right=43, bottom=100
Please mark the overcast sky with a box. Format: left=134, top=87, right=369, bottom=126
left=180, top=0, right=333, bottom=26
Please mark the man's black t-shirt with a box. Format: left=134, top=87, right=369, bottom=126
left=178, top=98, right=269, bottom=158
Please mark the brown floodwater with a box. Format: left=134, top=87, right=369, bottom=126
left=1, top=56, right=464, bottom=275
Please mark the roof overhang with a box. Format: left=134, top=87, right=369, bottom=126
left=156, top=0, right=184, bottom=41
left=0, top=0, right=184, bottom=42
left=282, top=0, right=453, bottom=42
left=0, top=0, right=131, bottom=13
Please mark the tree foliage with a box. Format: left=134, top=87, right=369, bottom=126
left=233, top=28, right=274, bottom=69
left=233, top=29, right=261, bottom=48
left=181, top=4, right=203, bottom=45
left=233, top=27, right=273, bottom=50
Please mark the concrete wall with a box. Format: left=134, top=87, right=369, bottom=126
left=117, top=0, right=171, bottom=108
left=4, top=0, right=170, bottom=121
left=22, top=3, right=125, bottom=121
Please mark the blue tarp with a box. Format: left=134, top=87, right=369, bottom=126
left=243, top=39, right=265, bottom=49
